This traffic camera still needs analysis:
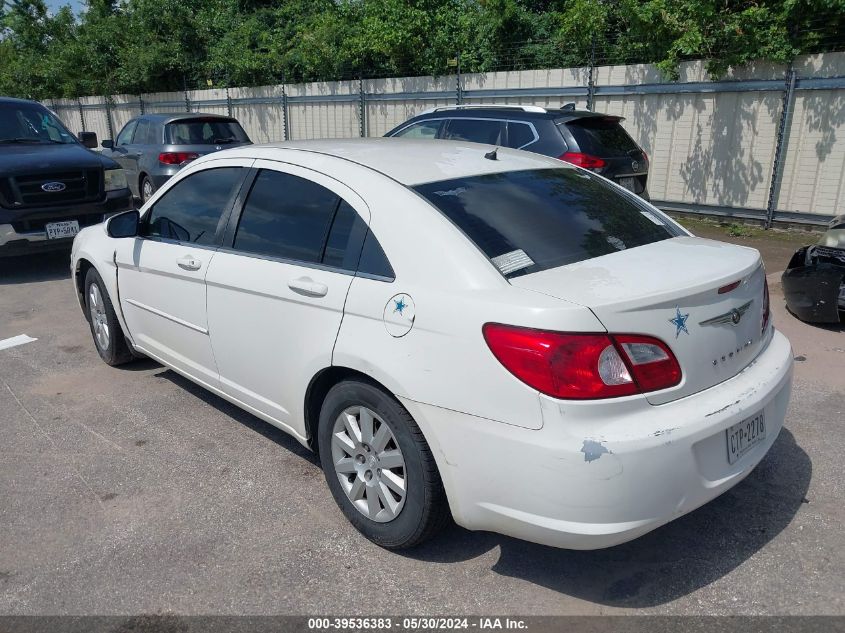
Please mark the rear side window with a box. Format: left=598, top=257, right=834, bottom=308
left=564, top=118, right=639, bottom=157
left=323, top=201, right=369, bottom=271
left=144, top=167, right=244, bottom=245
left=133, top=119, right=150, bottom=144
left=392, top=120, right=442, bottom=139
left=414, top=168, right=680, bottom=278
left=166, top=118, right=250, bottom=145
left=506, top=122, right=537, bottom=149
left=234, top=170, right=341, bottom=264
left=443, top=119, right=504, bottom=145
left=358, top=231, right=395, bottom=280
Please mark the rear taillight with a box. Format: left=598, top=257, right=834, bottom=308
left=762, top=278, right=770, bottom=334
left=159, top=152, right=199, bottom=165
left=559, top=152, right=606, bottom=170
left=482, top=324, right=682, bottom=400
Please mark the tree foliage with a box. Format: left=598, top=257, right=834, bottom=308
left=1, top=0, right=843, bottom=99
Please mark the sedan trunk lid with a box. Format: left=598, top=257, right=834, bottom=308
left=510, top=237, right=769, bottom=404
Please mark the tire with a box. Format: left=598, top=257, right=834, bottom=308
left=140, top=175, right=156, bottom=203
left=84, top=267, right=134, bottom=366
left=318, top=379, right=449, bottom=549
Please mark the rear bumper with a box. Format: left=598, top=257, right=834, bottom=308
left=150, top=170, right=177, bottom=189
left=0, top=189, right=132, bottom=256
left=400, top=328, right=793, bottom=550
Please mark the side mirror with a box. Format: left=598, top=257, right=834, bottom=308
left=79, top=131, right=98, bottom=148
left=101, top=139, right=114, bottom=150
left=106, top=210, right=139, bottom=238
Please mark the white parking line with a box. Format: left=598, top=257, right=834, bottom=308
left=0, top=334, right=37, bottom=351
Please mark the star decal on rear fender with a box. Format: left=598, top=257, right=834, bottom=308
left=669, top=306, right=690, bottom=338
left=384, top=294, right=416, bottom=338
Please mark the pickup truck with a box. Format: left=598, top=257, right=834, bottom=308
left=0, top=97, right=133, bottom=257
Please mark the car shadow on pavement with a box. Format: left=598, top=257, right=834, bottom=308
left=152, top=367, right=810, bottom=608
left=407, top=428, right=811, bottom=608
left=155, top=368, right=319, bottom=465
left=0, top=250, right=71, bottom=284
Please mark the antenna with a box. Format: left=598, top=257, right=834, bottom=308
left=484, top=148, right=498, bottom=161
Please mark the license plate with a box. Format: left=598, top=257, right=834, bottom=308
left=726, top=411, right=766, bottom=464
left=45, top=220, right=80, bottom=240
left=617, top=177, right=637, bottom=192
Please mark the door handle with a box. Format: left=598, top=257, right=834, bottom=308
left=288, top=276, right=328, bottom=298
left=176, top=254, right=202, bottom=271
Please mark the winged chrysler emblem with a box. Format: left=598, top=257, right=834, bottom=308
left=699, top=300, right=753, bottom=326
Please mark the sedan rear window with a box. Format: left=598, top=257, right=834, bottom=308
left=564, top=117, right=639, bottom=157
left=414, top=168, right=680, bottom=278
left=165, top=119, right=249, bottom=145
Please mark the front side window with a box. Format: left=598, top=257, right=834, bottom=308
left=144, top=167, right=244, bottom=245
left=392, top=120, right=442, bottom=139
left=443, top=119, right=504, bottom=145
left=415, top=168, right=680, bottom=278
left=116, top=120, right=137, bottom=146
left=234, top=170, right=341, bottom=264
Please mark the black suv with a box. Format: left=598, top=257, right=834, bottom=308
left=385, top=104, right=650, bottom=198
left=0, top=97, right=132, bottom=257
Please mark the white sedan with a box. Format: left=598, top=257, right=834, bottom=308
left=71, top=139, right=793, bottom=550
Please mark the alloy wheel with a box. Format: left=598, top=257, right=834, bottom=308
left=330, top=405, right=407, bottom=523
left=88, top=283, right=110, bottom=350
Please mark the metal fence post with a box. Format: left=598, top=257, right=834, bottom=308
left=183, top=75, right=191, bottom=113
left=281, top=75, right=290, bottom=141
left=586, top=35, right=596, bottom=111
left=225, top=86, right=233, bottom=117
left=765, top=65, right=797, bottom=228
left=358, top=76, right=367, bottom=137
left=105, top=95, right=115, bottom=141
left=138, top=94, right=145, bottom=115
left=76, top=98, right=86, bottom=132
left=456, top=53, right=463, bottom=105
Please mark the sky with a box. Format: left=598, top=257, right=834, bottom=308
left=45, top=0, right=83, bottom=15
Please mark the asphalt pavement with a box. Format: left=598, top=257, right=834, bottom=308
left=0, top=227, right=842, bottom=616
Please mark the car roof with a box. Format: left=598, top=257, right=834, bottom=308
left=407, top=105, right=620, bottom=122
left=136, top=112, right=238, bottom=124
left=0, top=97, right=44, bottom=106
left=213, top=138, right=569, bottom=186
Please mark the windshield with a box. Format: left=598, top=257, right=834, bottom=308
left=165, top=119, right=250, bottom=145
left=0, top=102, right=78, bottom=144
left=414, top=168, right=681, bottom=278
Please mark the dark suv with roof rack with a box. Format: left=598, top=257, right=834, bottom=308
left=385, top=104, right=650, bottom=198
left=0, top=97, right=132, bottom=257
